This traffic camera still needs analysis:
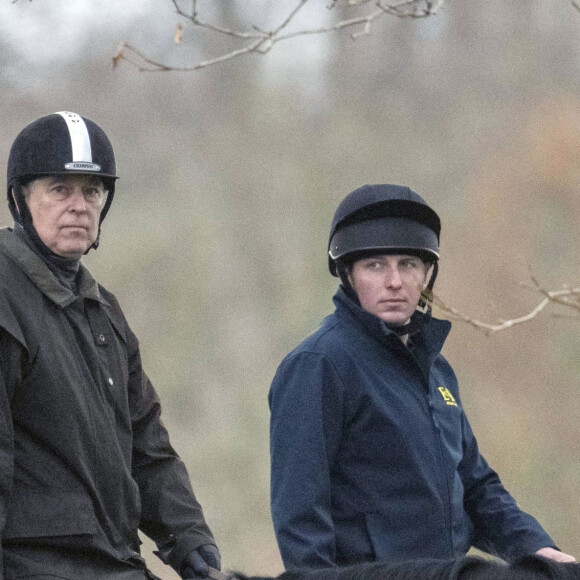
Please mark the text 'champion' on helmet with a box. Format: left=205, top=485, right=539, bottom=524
left=328, top=184, right=441, bottom=277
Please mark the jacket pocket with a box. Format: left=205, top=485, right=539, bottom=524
left=365, top=512, right=396, bottom=560
left=365, top=510, right=428, bottom=560
left=365, top=509, right=453, bottom=561
left=334, top=514, right=375, bottom=564
left=3, top=491, right=98, bottom=538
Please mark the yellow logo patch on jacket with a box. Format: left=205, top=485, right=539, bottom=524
left=438, top=386, right=457, bottom=407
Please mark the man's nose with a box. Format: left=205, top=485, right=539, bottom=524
left=385, top=266, right=403, bottom=288
left=68, top=189, right=88, bottom=210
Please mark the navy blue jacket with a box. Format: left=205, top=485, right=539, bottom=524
left=269, top=287, right=554, bottom=569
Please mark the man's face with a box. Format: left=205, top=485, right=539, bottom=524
left=22, top=174, right=108, bottom=259
left=349, top=254, right=430, bottom=326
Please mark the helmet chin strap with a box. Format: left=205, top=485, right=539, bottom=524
left=86, top=230, right=100, bottom=253
left=336, top=261, right=361, bottom=304
left=11, top=180, right=53, bottom=259
left=384, top=314, right=426, bottom=338
left=418, top=260, right=438, bottom=313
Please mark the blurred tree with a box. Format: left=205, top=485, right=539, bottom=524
left=111, top=0, right=445, bottom=72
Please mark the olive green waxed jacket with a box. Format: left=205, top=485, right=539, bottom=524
left=0, top=229, right=214, bottom=579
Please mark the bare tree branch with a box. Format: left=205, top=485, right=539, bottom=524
left=378, top=0, right=445, bottom=18
left=573, top=0, right=580, bottom=12
left=433, top=294, right=552, bottom=335
left=434, top=280, right=580, bottom=335
left=113, top=0, right=444, bottom=72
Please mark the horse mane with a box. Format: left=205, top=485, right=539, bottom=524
left=230, top=555, right=580, bottom=580
left=512, top=555, right=580, bottom=580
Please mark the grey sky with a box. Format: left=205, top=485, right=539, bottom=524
left=0, top=1, right=335, bottom=65
left=1, top=0, right=171, bottom=63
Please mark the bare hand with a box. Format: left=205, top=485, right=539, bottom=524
left=535, top=547, right=576, bottom=562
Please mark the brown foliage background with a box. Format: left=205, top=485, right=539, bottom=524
left=0, top=1, right=579, bottom=577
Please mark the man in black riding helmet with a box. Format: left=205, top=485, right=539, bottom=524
left=269, top=184, right=574, bottom=570
left=0, top=112, right=221, bottom=579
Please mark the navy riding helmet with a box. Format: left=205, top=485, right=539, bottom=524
left=328, top=184, right=441, bottom=276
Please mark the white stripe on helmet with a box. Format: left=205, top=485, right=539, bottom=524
left=56, top=111, right=92, bottom=162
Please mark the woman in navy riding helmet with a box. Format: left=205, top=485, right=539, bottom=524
left=269, top=184, right=574, bottom=570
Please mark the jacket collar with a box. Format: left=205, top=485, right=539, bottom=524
left=0, top=228, right=104, bottom=308
left=332, top=284, right=451, bottom=358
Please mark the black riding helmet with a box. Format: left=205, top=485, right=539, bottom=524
left=7, top=111, right=118, bottom=252
left=328, top=184, right=441, bottom=327
left=329, top=184, right=440, bottom=274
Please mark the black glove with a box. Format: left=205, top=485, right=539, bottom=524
left=180, top=544, right=221, bottom=579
